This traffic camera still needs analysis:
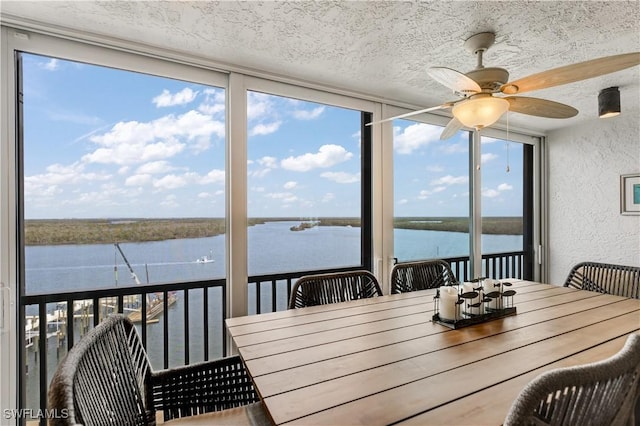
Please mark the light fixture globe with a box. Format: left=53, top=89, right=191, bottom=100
left=452, top=95, right=510, bottom=129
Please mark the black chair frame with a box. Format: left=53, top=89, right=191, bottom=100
left=289, top=270, right=382, bottom=309
left=390, top=259, right=458, bottom=294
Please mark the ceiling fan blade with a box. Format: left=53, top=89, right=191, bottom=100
left=428, top=67, right=481, bottom=95
left=365, top=102, right=454, bottom=126
left=505, top=96, right=578, bottom=118
left=440, top=117, right=463, bottom=140
left=500, top=52, right=640, bottom=95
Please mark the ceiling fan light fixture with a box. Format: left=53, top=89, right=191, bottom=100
left=598, top=86, right=621, bottom=118
left=452, top=96, right=510, bottom=129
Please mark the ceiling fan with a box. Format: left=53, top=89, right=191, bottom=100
left=368, top=32, right=640, bottom=139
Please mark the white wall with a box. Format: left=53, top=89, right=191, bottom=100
left=547, top=113, right=640, bottom=285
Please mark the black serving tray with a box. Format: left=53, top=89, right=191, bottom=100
left=432, top=307, right=517, bottom=329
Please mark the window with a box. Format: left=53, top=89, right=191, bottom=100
left=480, top=136, right=524, bottom=254
left=19, top=51, right=227, bottom=410
left=391, top=113, right=536, bottom=281
left=246, top=90, right=371, bottom=311
left=393, top=119, right=470, bottom=261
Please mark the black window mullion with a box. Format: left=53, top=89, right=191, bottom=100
left=361, top=112, right=373, bottom=271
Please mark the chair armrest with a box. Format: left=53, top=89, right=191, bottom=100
left=149, top=355, right=259, bottom=421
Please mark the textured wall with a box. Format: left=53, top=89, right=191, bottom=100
left=547, top=114, right=640, bottom=285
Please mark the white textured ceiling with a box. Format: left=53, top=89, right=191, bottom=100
left=1, top=1, right=639, bottom=134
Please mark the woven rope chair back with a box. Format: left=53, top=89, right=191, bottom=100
left=504, top=333, right=640, bottom=426
left=289, top=270, right=382, bottom=309
left=564, top=261, right=640, bottom=299
left=49, top=315, right=154, bottom=426
left=390, top=259, right=458, bottom=294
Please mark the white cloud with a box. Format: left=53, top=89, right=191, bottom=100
left=198, top=89, right=225, bottom=116
left=281, top=144, right=353, bottom=172
left=249, top=121, right=282, bottom=136
left=398, top=199, right=408, bottom=205
left=258, top=156, right=278, bottom=168
left=153, top=88, right=198, bottom=107
left=83, top=110, right=223, bottom=166
left=320, top=171, right=360, bottom=184
left=393, top=123, right=441, bottom=154
left=198, top=103, right=225, bottom=115
left=247, top=92, right=273, bottom=121
left=481, top=153, right=498, bottom=163
left=250, top=156, right=278, bottom=178
left=418, top=186, right=446, bottom=199
left=154, top=174, right=188, bottom=190
left=125, top=174, right=152, bottom=186
left=150, top=169, right=224, bottom=191
left=41, top=58, right=59, bottom=71
left=284, top=181, right=297, bottom=190
left=201, top=169, right=225, bottom=184
left=441, top=142, right=468, bottom=154
left=431, top=175, right=468, bottom=186
left=136, top=161, right=175, bottom=175
left=426, top=165, right=444, bottom=173
left=483, top=188, right=500, bottom=198
left=265, top=192, right=298, bottom=203
left=292, top=106, right=325, bottom=120
left=482, top=182, right=513, bottom=198
left=24, top=162, right=111, bottom=192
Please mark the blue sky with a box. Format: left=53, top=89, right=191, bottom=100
left=22, top=53, right=522, bottom=219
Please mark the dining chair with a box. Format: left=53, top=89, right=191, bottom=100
left=503, top=333, right=640, bottom=426
left=390, top=259, right=458, bottom=294
left=48, top=314, right=269, bottom=426
left=289, top=270, right=382, bottom=309
left=564, top=261, right=640, bottom=299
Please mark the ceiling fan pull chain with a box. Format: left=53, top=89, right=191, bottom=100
left=506, top=112, right=510, bottom=173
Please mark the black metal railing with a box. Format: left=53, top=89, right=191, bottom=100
left=21, top=278, right=226, bottom=424
left=249, top=251, right=527, bottom=314
left=19, top=250, right=525, bottom=423
left=447, top=250, right=526, bottom=282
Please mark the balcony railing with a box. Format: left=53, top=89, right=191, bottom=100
left=21, top=278, right=227, bottom=425
left=19, top=250, right=525, bottom=424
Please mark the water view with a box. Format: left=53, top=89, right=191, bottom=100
left=23, top=220, right=522, bottom=410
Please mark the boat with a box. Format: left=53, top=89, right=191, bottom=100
left=196, top=250, right=214, bottom=264
left=127, top=292, right=177, bottom=323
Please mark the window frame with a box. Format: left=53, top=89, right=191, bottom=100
left=381, top=104, right=542, bottom=281
left=237, top=76, right=379, bottom=312
left=2, top=26, right=229, bottom=419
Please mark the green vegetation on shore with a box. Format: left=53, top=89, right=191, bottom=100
left=24, top=216, right=522, bottom=246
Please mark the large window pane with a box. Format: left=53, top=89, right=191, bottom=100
left=23, top=54, right=226, bottom=292
left=481, top=136, right=525, bottom=277
left=247, top=91, right=363, bottom=276
left=393, top=120, right=470, bottom=261
left=20, top=52, right=226, bottom=409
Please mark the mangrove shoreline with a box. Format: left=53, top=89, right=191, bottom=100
left=24, top=216, right=523, bottom=246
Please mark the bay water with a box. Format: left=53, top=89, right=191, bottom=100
left=24, top=221, right=521, bottom=409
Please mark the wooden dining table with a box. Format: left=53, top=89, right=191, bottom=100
left=226, top=280, right=640, bottom=425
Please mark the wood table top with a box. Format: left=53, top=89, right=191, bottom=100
left=226, top=280, right=640, bottom=425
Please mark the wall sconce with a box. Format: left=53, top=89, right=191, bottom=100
left=598, top=86, right=621, bottom=118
